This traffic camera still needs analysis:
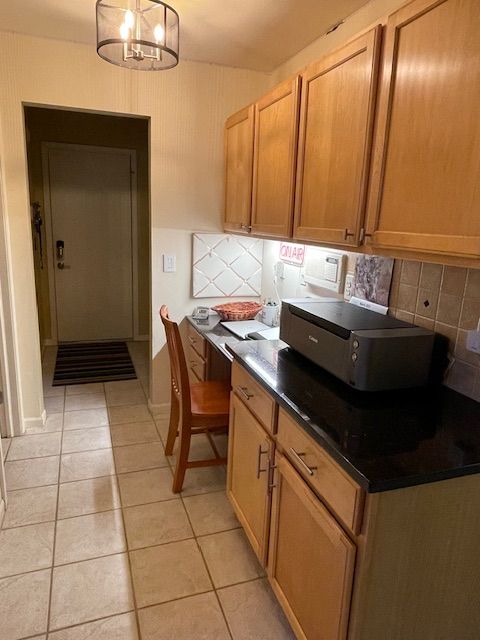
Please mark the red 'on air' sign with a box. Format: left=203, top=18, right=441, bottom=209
left=279, top=242, right=305, bottom=265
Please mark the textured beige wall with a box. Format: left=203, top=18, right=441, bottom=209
left=24, top=107, right=150, bottom=342
left=271, top=0, right=408, bottom=84
left=0, top=31, right=269, bottom=423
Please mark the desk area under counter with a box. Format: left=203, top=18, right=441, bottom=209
left=224, top=339, right=480, bottom=640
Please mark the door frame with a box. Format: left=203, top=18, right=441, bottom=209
left=42, top=142, right=140, bottom=344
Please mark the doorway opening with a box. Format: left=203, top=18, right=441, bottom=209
left=24, top=106, right=150, bottom=392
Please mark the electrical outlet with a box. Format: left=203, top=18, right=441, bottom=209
left=344, top=273, right=354, bottom=301
left=466, top=330, right=480, bottom=354
left=163, top=254, right=176, bottom=273
left=274, top=261, right=285, bottom=279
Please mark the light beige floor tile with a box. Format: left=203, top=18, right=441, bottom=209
left=48, top=612, right=139, bottom=640
left=65, top=393, right=106, bottom=412
left=106, top=386, right=147, bottom=407
left=50, top=553, right=134, bottom=630
left=212, top=432, right=229, bottom=458
left=118, top=468, right=177, bottom=507
left=26, top=412, right=63, bottom=434
left=2, top=485, right=58, bottom=528
left=44, top=384, right=65, bottom=398
left=58, top=476, right=121, bottom=519
left=130, top=539, right=212, bottom=607
left=149, top=403, right=170, bottom=418
left=2, top=437, right=12, bottom=460
left=124, top=500, right=193, bottom=549
left=105, top=379, right=144, bottom=392
left=113, top=442, right=168, bottom=474
left=110, top=422, right=159, bottom=447
left=168, top=434, right=215, bottom=465
left=63, top=408, right=109, bottom=430
left=183, top=491, right=239, bottom=536
left=0, top=522, right=54, bottom=578
left=66, top=382, right=105, bottom=396
left=180, top=466, right=227, bottom=497
left=0, top=569, right=51, bottom=640
left=45, top=396, right=65, bottom=414
left=60, top=449, right=116, bottom=483
left=138, top=592, right=230, bottom=640
left=55, top=510, right=126, bottom=565
left=109, top=404, right=152, bottom=425
left=5, top=455, right=59, bottom=490
left=7, top=432, right=62, bottom=460
left=62, top=427, right=112, bottom=454
left=198, top=528, right=265, bottom=588
left=154, top=418, right=170, bottom=443
left=218, top=578, right=295, bottom=640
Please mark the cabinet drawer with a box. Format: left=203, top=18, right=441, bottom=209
left=232, top=361, right=277, bottom=434
left=186, top=323, right=207, bottom=358
left=188, top=346, right=206, bottom=382
left=277, top=408, right=364, bottom=535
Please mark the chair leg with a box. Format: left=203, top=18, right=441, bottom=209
left=164, top=392, right=179, bottom=456
left=172, top=421, right=191, bottom=493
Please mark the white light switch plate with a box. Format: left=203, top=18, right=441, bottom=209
left=466, top=330, right=480, bottom=354
left=163, top=254, right=176, bottom=273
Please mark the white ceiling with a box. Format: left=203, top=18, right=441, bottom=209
left=0, top=0, right=370, bottom=71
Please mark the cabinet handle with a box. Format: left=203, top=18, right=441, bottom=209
left=344, top=228, right=355, bottom=240
left=188, top=336, right=196, bottom=344
left=256, top=444, right=269, bottom=479
left=238, top=386, right=254, bottom=401
left=289, top=448, right=317, bottom=476
left=240, top=224, right=252, bottom=232
left=359, top=227, right=373, bottom=243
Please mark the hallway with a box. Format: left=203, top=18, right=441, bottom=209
left=0, top=344, right=293, bottom=640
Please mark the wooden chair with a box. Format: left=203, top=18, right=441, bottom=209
left=160, top=306, right=230, bottom=493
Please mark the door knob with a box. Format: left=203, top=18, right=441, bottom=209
left=57, top=262, right=65, bottom=270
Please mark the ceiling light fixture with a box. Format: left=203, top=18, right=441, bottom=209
left=96, top=0, right=179, bottom=71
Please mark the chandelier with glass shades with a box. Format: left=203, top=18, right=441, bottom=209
left=96, top=0, right=179, bottom=70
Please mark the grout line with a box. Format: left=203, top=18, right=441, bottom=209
left=45, top=405, right=65, bottom=636
left=108, top=413, right=143, bottom=640
left=179, top=491, right=234, bottom=639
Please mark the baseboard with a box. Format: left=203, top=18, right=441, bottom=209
left=148, top=400, right=170, bottom=416
left=23, top=410, right=47, bottom=433
left=134, top=335, right=149, bottom=342
left=0, top=499, right=5, bottom=527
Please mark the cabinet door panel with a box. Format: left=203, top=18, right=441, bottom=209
left=251, top=77, right=301, bottom=238
left=224, top=105, right=255, bottom=233
left=227, top=394, right=272, bottom=564
left=269, top=455, right=356, bottom=640
left=366, top=0, right=480, bottom=257
left=294, top=27, right=381, bottom=247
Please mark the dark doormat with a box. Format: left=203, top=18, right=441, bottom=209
left=53, top=341, right=137, bottom=386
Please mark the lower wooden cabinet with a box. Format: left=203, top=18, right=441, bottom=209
left=269, top=454, right=356, bottom=640
left=227, top=393, right=273, bottom=564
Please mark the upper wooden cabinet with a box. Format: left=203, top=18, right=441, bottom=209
left=294, top=27, right=381, bottom=247
left=251, top=76, right=301, bottom=238
left=224, top=105, right=255, bottom=234
left=366, top=0, right=480, bottom=258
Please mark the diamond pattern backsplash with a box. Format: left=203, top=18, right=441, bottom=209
left=192, top=233, right=263, bottom=298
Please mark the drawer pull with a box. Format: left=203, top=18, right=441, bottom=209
left=188, top=336, right=196, bottom=344
left=256, top=444, right=269, bottom=479
left=289, top=448, right=317, bottom=476
left=238, top=386, right=254, bottom=401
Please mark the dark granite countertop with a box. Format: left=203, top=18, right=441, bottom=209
left=226, top=340, right=480, bottom=493
left=186, top=315, right=241, bottom=361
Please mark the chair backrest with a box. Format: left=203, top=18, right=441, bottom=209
left=160, top=306, right=191, bottom=419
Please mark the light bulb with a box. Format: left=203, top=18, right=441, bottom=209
left=124, top=10, right=135, bottom=29
left=119, top=22, right=130, bottom=40
left=154, top=23, right=165, bottom=43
